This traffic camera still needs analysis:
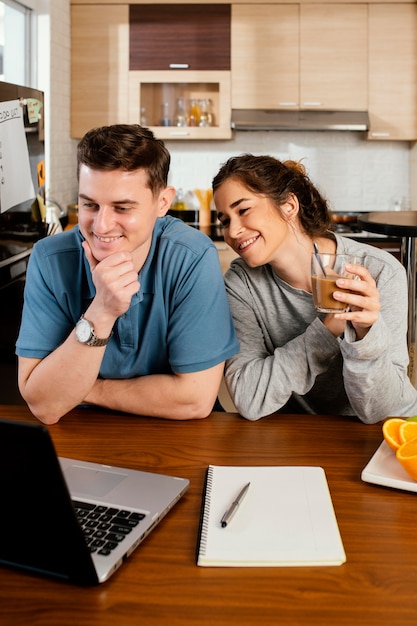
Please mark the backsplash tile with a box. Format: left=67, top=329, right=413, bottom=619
left=166, top=130, right=409, bottom=214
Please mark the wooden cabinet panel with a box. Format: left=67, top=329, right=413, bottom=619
left=231, top=5, right=299, bottom=110
left=300, top=4, right=368, bottom=110
left=368, top=4, right=417, bottom=141
left=129, top=4, right=230, bottom=71
left=71, top=5, right=129, bottom=138
left=232, top=3, right=367, bottom=112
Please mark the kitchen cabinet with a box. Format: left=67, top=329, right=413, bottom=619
left=71, top=2, right=416, bottom=143
left=232, top=3, right=367, bottom=112
left=71, top=5, right=129, bottom=138
left=128, top=4, right=231, bottom=139
left=231, top=5, right=299, bottom=110
left=299, top=4, right=367, bottom=111
left=129, top=4, right=230, bottom=71
left=368, top=4, right=417, bottom=141
left=128, top=70, right=232, bottom=139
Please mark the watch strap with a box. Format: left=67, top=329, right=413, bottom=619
left=85, top=334, right=111, bottom=347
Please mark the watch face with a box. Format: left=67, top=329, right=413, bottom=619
left=76, top=318, right=92, bottom=343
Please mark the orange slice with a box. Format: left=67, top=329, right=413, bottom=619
left=396, top=438, right=417, bottom=481
left=382, top=418, right=406, bottom=451
left=399, top=420, right=417, bottom=444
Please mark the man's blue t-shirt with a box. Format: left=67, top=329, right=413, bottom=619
left=16, top=217, right=238, bottom=378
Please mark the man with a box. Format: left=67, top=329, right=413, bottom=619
left=16, top=124, right=238, bottom=424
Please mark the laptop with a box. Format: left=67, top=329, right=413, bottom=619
left=0, top=418, right=189, bottom=585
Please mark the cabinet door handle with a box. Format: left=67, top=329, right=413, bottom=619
left=302, top=102, right=321, bottom=107
left=169, top=131, right=191, bottom=137
left=279, top=102, right=298, bottom=107
left=370, top=132, right=390, bottom=138
left=169, top=63, right=189, bottom=69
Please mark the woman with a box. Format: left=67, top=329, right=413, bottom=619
left=212, top=154, right=417, bottom=423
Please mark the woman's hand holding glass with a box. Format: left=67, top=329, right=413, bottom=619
left=329, top=263, right=381, bottom=340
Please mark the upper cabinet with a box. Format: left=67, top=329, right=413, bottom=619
left=129, top=4, right=230, bottom=71
left=368, top=4, right=417, bottom=141
left=232, top=3, right=367, bottom=111
left=71, top=5, right=129, bottom=138
left=231, top=5, right=299, bottom=110
left=71, top=2, right=417, bottom=142
left=128, top=4, right=232, bottom=139
left=299, top=4, right=367, bottom=111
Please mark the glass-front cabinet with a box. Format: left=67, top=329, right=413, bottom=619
left=128, top=71, right=231, bottom=140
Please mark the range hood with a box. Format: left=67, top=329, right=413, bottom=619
left=231, top=109, right=370, bottom=132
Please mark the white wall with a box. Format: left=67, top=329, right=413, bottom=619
left=43, top=1, right=411, bottom=216
left=47, top=1, right=73, bottom=208
left=35, top=0, right=74, bottom=211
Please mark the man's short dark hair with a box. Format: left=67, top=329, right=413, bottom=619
left=77, top=124, right=171, bottom=195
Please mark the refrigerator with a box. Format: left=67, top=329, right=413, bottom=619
left=0, top=80, right=45, bottom=362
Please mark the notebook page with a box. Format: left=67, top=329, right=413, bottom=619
left=197, top=465, right=346, bottom=567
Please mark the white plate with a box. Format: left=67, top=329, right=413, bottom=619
left=361, top=440, right=417, bottom=492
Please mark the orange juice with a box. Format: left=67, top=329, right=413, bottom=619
left=188, top=99, right=201, bottom=126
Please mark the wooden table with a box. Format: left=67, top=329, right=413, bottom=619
left=0, top=405, right=416, bottom=626
left=358, top=211, right=417, bottom=385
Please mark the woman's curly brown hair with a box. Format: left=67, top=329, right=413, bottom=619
left=212, top=154, right=332, bottom=238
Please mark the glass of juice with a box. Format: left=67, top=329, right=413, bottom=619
left=311, top=253, right=358, bottom=313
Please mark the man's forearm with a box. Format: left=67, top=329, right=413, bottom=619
left=19, top=331, right=106, bottom=424
left=84, top=368, right=222, bottom=420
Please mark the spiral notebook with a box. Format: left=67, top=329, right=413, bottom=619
left=197, top=465, right=346, bottom=567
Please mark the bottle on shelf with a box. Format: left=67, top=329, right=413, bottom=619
left=198, top=99, right=212, bottom=127
left=160, top=102, right=171, bottom=127
left=174, top=98, right=187, bottom=127
left=188, top=98, right=201, bottom=127
left=140, top=106, right=148, bottom=126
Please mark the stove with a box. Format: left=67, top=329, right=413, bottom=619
left=0, top=241, right=32, bottom=289
left=330, top=223, right=395, bottom=240
left=0, top=221, right=47, bottom=289
left=330, top=222, right=363, bottom=234
left=0, top=221, right=47, bottom=242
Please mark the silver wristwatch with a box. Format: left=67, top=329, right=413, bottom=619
left=75, top=315, right=112, bottom=347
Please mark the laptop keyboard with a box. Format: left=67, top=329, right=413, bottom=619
left=73, top=500, right=146, bottom=557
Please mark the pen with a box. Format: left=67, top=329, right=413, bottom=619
left=220, top=482, right=250, bottom=528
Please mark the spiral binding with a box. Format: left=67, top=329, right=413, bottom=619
left=198, top=466, right=214, bottom=556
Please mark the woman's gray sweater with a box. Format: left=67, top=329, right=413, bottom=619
left=224, top=235, right=417, bottom=423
